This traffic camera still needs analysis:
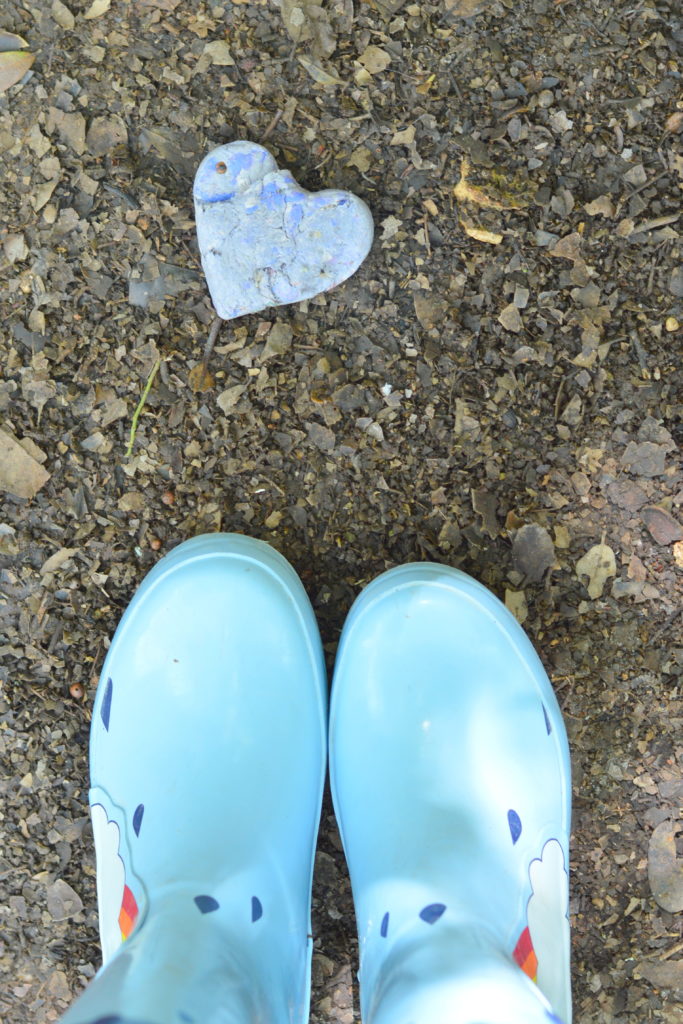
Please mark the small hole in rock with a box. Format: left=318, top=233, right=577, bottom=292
left=674, top=830, right=683, bottom=858
left=216, top=162, right=227, bottom=174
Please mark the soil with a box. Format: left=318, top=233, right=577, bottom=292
left=1, top=0, right=682, bottom=1022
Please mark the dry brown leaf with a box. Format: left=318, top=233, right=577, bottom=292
left=390, top=125, right=416, bottom=146
left=445, top=0, right=488, bottom=14
left=454, top=157, right=531, bottom=211
left=498, top=303, right=523, bottom=333
left=636, top=958, right=683, bottom=993
left=202, top=40, right=235, bottom=66
left=260, top=323, right=293, bottom=361
left=41, top=548, right=78, bottom=575
left=358, top=45, right=391, bottom=74
left=216, top=384, right=247, bottom=414
left=462, top=220, right=503, bottom=245
left=188, top=364, right=215, bottom=393
left=505, top=589, right=528, bottom=624
left=616, top=218, right=635, bottom=238
left=584, top=195, right=615, bottom=218
left=549, top=232, right=582, bottom=262
left=0, top=428, right=50, bottom=499
left=413, top=291, right=448, bottom=330
left=84, top=0, right=111, bottom=17
left=346, top=146, right=372, bottom=172
left=0, top=31, right=29, bottom=51
left=51, top=1, right=76, bottom=30
left=665, top=112, right=683, bottom=134
left=297, top=54, right=344, bottom=86
left=640, top=505, right=683, bottom=545
left=280, top=0, right=337, bottom=57
left=0, top=50, right=34, bottom=93
left=86, top=115, right=127, bottom=156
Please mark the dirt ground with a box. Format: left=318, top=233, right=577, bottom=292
left=1, top=0, right=682, bottom=1021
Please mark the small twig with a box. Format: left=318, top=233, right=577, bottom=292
left=202, top=315, right=224, bottom=371
left=126, top=357, right=161, bottom=458
left=102, top=182, right=139, bottom=209
left=262, top=109, right=283, bottom=142
left=661, top=938, right=683, bottom=961
left=553, top=377, right=565, bottom=421
left=423, top=212, right=432, bottom=257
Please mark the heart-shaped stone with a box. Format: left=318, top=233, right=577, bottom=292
left=193, top=141, right=374, bottom=320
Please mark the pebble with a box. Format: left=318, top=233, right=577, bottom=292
left=193, top=141, right=374, bottom=320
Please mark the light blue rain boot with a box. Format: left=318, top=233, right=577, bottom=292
left=60, top=534, right=327, bottom=1024
left=330, top=563, right=572, bottom=1024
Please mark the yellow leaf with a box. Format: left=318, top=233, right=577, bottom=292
left=575, top=542, right=616, bottom=599
left=0, top=50, right=34, bottom=93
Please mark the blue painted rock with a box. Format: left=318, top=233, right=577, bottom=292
left=193, top=140, right=374, bottom=320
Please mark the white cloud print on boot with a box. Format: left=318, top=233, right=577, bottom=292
left=513, top=838, right=571, bottom=1024
left=91, top=803, right=141, bottom=964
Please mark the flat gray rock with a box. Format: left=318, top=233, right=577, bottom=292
left=193, top=140, right=374, bottom=320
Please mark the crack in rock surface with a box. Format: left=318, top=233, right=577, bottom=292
left=193, top=140, right=374, bottom=319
